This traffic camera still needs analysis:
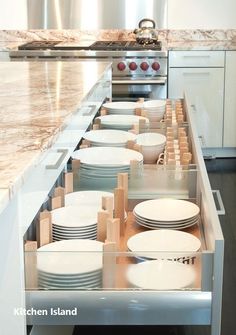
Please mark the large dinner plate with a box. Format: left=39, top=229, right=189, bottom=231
left=96, top=114, right=149, bottom=127
left=37, top=239, right=103, bottom=275
left=71, top=147, right=143, bottom=166
left=127, top=229, right=201, bottom=259
left=83, top=129, right=136, bottom=145
left=65, top=190, right=114, bottom=208
left=103, top=101, right=142, bottom=111
left=134, top=198, right=200, bottom=222
left=127, top=259, right=196, bottom=290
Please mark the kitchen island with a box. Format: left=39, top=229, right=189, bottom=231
left=0, top=60, right=112, bottom=335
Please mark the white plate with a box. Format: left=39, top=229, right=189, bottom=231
left=65, top=190, right=114, bottom=208
left=52, top=231, right=96, bottom=239
left=103, top=101, right=142, bottom=111
left=127, top=230, right=201, bottom=259
left=51, top=205, right=98, bottom=228
left=37, top=239, right=103, bottom=275
left=96, top=115, right=149, bottom=127
left=135, top=219, right=198, bottom=230
left=134, top=212, right=199, bottom=225
left=83, top=129, right=136, bottom=145
left=71, top=147, right=143, bottom=166
left=134, top=198, right=200, bottom=222
left=127, top=260, right=196, bottom=290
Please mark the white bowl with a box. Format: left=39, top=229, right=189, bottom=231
left=136, top=132, right=166, bottom=163
left=143, top=100, right=166, bottom=109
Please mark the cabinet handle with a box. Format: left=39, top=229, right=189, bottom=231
left=45, top=149, right=69, bottom=169
left=198, top=135, right=206, bottom=147
left=183, top=72, right=210, bottom=76
left=191, top=104, right=196, bottom=111
left=183, top=55, right=210, bottom=58
left=82, top=104, right=97, bottom=116
left=212, top=190, right=225, bottom=215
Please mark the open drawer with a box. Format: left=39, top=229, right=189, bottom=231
left=24, top=96, right=224, bottom=335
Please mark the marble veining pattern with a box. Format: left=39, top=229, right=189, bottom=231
left=1, top=29, right=236, bottom=52
left=0, top=61, right=109, bottom=192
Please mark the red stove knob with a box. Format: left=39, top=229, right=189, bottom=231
left=129, top=61, right=138, bottom=71
left=152, top=61, right=160, bottom=71
left=140, top=61, right=149, bottom=71
left=117, top=62, right=126, bottom=71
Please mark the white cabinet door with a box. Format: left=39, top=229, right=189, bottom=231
left=168, top=67, right=224, bottom=148
left=224, top=51, right=236, bottom=147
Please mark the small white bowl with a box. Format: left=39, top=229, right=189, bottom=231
left=136, top=133, right=166, bottom=164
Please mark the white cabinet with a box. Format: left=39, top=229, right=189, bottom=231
left=168, top=51, right=225, bottom=149
left=224, top=51, right=236, bottom=147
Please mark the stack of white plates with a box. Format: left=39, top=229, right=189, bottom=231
left=95, top=114, right=149, bottom=131
left=51, top=205, right=99, bottom=241
left=37, top=239, right=103, bottom=289
left=133, top=198, right=200, bottom=230
left=83, top=129, right=136, bottom=147
left=71, top=147, right=143, bottom=187
left=127, top=229, right=201, bottom=260
left=102, top=101, right=142, bottom=115
left=127, top=259, right=196, bottom=290
left=143, top=100, right=166, bottom=121
left=136, top=132, right=166, bottom=163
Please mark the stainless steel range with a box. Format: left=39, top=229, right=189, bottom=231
left=10, top=40, right=168, bottom=100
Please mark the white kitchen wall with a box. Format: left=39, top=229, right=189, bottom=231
left=0, top=0, right=27, bottom=29
left=168, top=0, right=236, bottom=29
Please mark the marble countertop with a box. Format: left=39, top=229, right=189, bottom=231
left=0, top=61, right=111, bottom=211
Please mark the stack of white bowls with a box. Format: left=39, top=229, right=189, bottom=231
left=102, top=101, right=142, bottom=115
left=95, top=114, right=149, bottom=131
left=37, top=239, right=103, bottom=289
left=83, top=129, right=136, bottom=147
left=136, top=132, right=166, bottom=163
left=71, top=147, right=143, bottom=188
left=142, top=100, right=166, bottom=121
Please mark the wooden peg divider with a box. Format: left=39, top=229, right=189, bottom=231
left=117, top=173, right=128, bottom=212
left=94, top=118, right=101, bottom=125
left=72, top=159, right=80, bottom=174
left=114, top=187, right=125, bottom=236
left=54, top=186, right=65, bottom=207
left=135, top=108, right=142, bottom=116
left=102, top=242, right=116, bottom=289
left=126, top=140, right=136, bottom=150
left=97, top=210, right=109, bottom=242
left=106, top=218, right=120, bottom=247
left=92, top=124, right=100, bottom=130
left=39, top=209, right=51, bottom=221
left=100, top=108, right=107, bottom=116
left=133, top=143, right=142, bottom=153
left=82, top=139, right=91, bottom=146
left=137, top=97, right=145, bottom=103
left=50, top=195, right=62, bottom=210
left=141, top=109, right=148, bottom=118
left=139, top=119, right=147, bottom=133
left=130, top=159, right=140, bottom=178
left=36, top=214, right=52, bottom=247
left=24, top=240, right=38, bottom=289
left=64, top=172, right=73, bottom=194
left=102, top=196, right=114, bottom=219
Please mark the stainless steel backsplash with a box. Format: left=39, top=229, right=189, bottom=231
left=27, top=0, right=167, bottom=29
